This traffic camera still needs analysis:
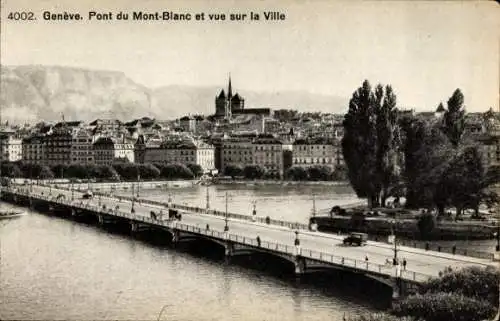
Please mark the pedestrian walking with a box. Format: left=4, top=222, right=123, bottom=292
left=402, top=258, right=407, bottom=270
left=365, top=255, right=369, bottom=262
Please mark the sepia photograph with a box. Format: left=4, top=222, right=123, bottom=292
left=0, top=0, right=499, bottom=320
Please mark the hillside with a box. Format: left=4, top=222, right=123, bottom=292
left=0, top=65, right=348, bottom=123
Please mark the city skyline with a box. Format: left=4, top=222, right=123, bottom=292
left=1, top=0, right=499, bottom=113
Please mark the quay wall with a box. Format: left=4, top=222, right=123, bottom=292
left=312, top=215, right=496, bottom=241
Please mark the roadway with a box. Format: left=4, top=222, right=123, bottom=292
left=21, top=184, right=499, bottom=279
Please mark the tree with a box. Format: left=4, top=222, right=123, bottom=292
left=419, top=266, right=499, bottom=307
left=392, top=292, right=495, bottom=321
left=38, top=166, right=54, bottom=179
left=401, top=119, right=454, bottom=213
left=1, top=162, right=22, bottom=178
left=97, top=165, right=120, bottom=181
left=417, top=212, right=436, bottom=239
left=138, top=163, right=161, bottom=180
left=186, top=163, right=203, bottom=178
left=374, top=84, right=401, bottom=206
left=442, top=146, right=486, bottom=218
left=342, top=80, right=400, bottom=208
left=224, top=165, right=244, bottom=178
left=307, top=165, right=332, bottom=181
left=441, top=89, right=466, bottom=147
left=285, top=166, right=309, bottom=181
left=243, top=165, right=266, bottom=179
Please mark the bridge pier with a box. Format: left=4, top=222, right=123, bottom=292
left=294, top=256, right=306, bottom=275
left=171, top=229, right=180, bottom=245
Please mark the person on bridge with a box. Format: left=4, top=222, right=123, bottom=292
left=365, top=255, right=369, bottom=262
left=256, top=236, right=261, bottom=247
left=402, top=258, right=407, bottom=270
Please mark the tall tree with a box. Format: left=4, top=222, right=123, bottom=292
left=374, top=84, right=400, bottom=206
left=342, top=80, right=380, bottom=208
left=442, top=89, right=466, bottom=147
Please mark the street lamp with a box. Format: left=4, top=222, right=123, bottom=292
left=391, top=219, right=398, bottom=265
left=224, top=191, right=229, bottom=232
left=311, top=194, right=317, bottom=218
left=252, top=201, right=257, bottom=221
left=294, top=230, right=300, bottom=246
left=206, top=185, right=210, bottom=210
left=131, top=183, right=135, bottom=213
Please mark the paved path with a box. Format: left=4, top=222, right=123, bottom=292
left=17, top=184, right=498, bottom=281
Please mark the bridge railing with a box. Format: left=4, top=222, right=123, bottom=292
left=396, top=239, right=494, bottom=260
left=298, top=248, right=433, bottom=283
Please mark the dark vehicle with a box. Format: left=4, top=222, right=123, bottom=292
left=343, top=232, right=368, bottom=246
left=82, top=191, right=93, bottom=199
left=168, top=209, right=182, bottom=220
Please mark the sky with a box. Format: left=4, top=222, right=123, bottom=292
left=1, top=0, right=499, bottom=112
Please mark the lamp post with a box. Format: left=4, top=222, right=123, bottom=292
left=312, top=194, right=317, bottom=218
left=131, top=183, right=135, bottom=213
left=391, top=219, right=398, bottom=265
left=294, top=230, right=300, bottom=246
left=206, top=185, right=210, bottom=210
left=224, top=191, right=229, bottom=232
left=137, top=174, right=140, bottom=198
left=71, top=181, right=74, bottom=201
left=252, top=201, right=257, bottom=222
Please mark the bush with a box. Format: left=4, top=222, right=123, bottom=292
left=243, top=165, right=266, bottom=179
left=186, top=163, right=203, bottom=177
left=285, top=166, right=309, bottom=181
left=417, top=212, right=436, bottom=238
left=420, top=266, right=499, bottom=307
left=392, top=292, right=495, bottom=321
left=224, top=165, right=244, bottom=178
left=307, top=165, right=332, bottom=181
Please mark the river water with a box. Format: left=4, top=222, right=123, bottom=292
left=1, top=183, right=496, bottom=320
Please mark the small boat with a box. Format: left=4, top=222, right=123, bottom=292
left=0, top=209, right=26, bottom=219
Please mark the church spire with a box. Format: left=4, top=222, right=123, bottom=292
left=228, top=73, right=232, bottom=98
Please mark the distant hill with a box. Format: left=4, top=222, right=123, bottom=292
left=0, top=65, right=348, bottom=123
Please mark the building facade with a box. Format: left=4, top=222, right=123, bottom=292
left=22, top=135, right=45, bottom=164
left=221, top=134, right=256, bottom=173
left=70, top=128, right=94, bottom=164
left=0, top=134, right=23, bottom=162
left=252, top=136, right=284, bottom=178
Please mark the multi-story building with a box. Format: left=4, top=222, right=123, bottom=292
left=221, top=133, right=256, bottom=173
left=70, top=128, right=94, bottom=164
left=137, top=137, right=215, bottom=173
left=292, top=137, right=338, bottom=168
left=476, top=134, right=500, bottom=167
left=252, top=135, right=284, bottom=178
left=94, top=136, right=135, bottom=166
left=22, top=135, right=45, bottom=164
left=179, top=115, right=204, bottom=133
left=89, top=119, right=123, bottom=134
left=43, top=129, right=73, bottom=166
left=0, top=133, right=23, bottom=162
left=291, top=137, right=345, bottom=169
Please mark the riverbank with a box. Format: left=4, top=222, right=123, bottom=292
left=212, top=179, right=349, bottom=186
left=13, top=178, right=350, bottom=190
left=311, top=215, right=497, bottom=241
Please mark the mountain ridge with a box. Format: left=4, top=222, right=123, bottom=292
left=0, top=65, right=348, bottom=123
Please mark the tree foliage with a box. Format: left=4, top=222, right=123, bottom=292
left=342, top=80, right=400, bottom=207
left=243, top=165, right=266, bottom=179
left=419, top=266, right=499, bottom=307
left=392, top=292, right=495, bottom=321
left=285, top=166, right=309, bottom=181
left=441, top=89, right=466, bottom=147
left=224, top=165, right=244, bottom=178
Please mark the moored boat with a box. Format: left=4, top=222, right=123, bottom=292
left=0, top=209, right=26, bottom=219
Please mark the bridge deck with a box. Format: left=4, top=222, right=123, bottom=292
left=7, top=184, right=498, bottom=284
